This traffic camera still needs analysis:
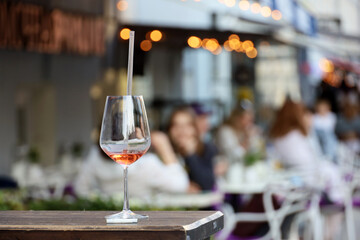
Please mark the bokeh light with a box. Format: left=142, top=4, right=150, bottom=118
left=261, top=6, right=272, bottom=17
left=224, top=0, right=236, bottom=7
left=90, top=85, right=102, bottom=100
left=246, top=48, right=257, bottom=58
left=229, top=38, right=241, bottom=50
left=229, top=34, right=240, bottom=41
left=242, top=40, right=254, bottom=50
left=117, top=0, right=128, bottom=11
left=239, top=0, right=250, bottom=10
left=205, top=39, right=219, bottom=52
left=150, top=30, right=163, bottom=42
left=251, top=3, right=261, bottom=13
left=319, top=58, right=334, bottom=73
left=202, top=38, right=210, bottom=49
left=272, top=10, right=282, bottom=20
left=218, top=0, right=224, bottom=3
left=235, top=43, right=245, bottom=52
left=140, top=40, right=152, bottom=51
left=119, top=28, right=131, bottom=40
left=187, top=36, right=202, bottom=48
left=223, top=40, right=232, bottom=51
left=212, top=46, right=223, bottom=55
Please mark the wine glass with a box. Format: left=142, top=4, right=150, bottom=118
left=100, top=95, right=151, bottom=220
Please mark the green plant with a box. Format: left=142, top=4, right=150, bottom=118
left=28, top=147, right=40, bottom=163
left=71, top=142, right=84, bottom=158
left=0, top=190, right=196, bottom=211
left=244, top=151, right=264, bottom=167
left=0, top=190, right=26, bottom=210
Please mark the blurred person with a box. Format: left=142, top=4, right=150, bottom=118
left=269, top=99, right=344, bottom=203
left=313, top=99, right=338, bottom=161
left=257, top=104, right=276, bottom=135
left=168, top=107, right=216, bottom=192
left=216, top=100, right=263, bottom=166
left=336, top=101, right=360, bottom=154
left=190, top=102, right=212, bottom=142
left=11, top=146, right=45, bottom=189
left=74, top=131, right=189, bottom=200
left=190, top=103, right=229, bottom=180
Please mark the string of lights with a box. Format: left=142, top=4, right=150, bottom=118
left=115, top=0, right=272, bottom=57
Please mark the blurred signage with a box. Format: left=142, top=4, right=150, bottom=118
left=0, top=1, right=105, bottom=55
left=317, top=17, right=341, bottom=34
left=275, top=0, right=294, bottom=24
left=274, top=0, right=316, bottom=36
left=293, top=2, right=316, bottom=35
left=255, top=45, right=301, bottom=107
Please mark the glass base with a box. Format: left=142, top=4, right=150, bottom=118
left=105, top=210, right=148, bottom=221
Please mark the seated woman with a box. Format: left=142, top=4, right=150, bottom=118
left=269, top=99, right=344, bottom=203
left=74, top=131, right=189, bottom=200
left=216, top=101, right=263, bottom=170
left=167, top=107, right=217, bottom=192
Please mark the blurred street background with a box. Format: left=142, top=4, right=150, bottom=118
left=1, top=0, right=360, bottom=239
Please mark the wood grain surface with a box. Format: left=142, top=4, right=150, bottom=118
left=0, top=211, right=224, bottom=240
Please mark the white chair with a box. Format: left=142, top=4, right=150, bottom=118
left=263, top=180, right=320, bottom=240
left=217, top=174, right=313, bottom=240
left=288, top=189, right=324, bottom=240
left=338, top=145, right=360, bottom=240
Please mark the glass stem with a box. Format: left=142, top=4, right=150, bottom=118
left=123, top=166, right=129, bottom=212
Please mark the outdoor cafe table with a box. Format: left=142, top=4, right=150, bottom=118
left=0, top=210, right=224, bottom=240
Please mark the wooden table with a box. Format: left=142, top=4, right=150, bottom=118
left=0, top=211, right=224, bottom=240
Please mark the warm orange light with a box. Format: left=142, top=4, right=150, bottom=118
left=224, top=0, right=236, bottom=7
left=218, top=0, right=224, bottom=3
left=206, top=39, right=219, bottom=52
left=187, top=36, right=202, bottom=48
left=251, top=3, right=261, bottom=13
left=239, top=0, right=250, bottom=10
left=323, top=72, right=341, bottom=87
left=261, top=6, right=272, bottom=17
left=246, top=48, right=257, bottom=58
left=117, top=0, right=128, bottom=11
left=235, top=43, right=245, bottom=52
left=229, top=39, right=241, bottom=50
left=229, top=34, right=240, bottom=41
left=150, top=30, right=162, bottom=42
left=319, top=58, right=334, bottom=73
left=140, top=40, right=152, bottom=51
left=90, top=85, right=102, bottom=99
left=242, top=40, right=254, bottom=50
left=194, top=0, right=201, bottom=2
left=223, top=40, right=232, bottom=51
left=119, top=28, right=131, bottom=40
left=202, top=38, right=210, bottom=48
left=213, top=46, right=223, bottom=55
left=272, top=10, right=282, bottom=20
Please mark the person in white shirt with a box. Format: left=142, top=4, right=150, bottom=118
left=313, top=99, right=338, bottom=161
left=270, top=99, right=344, bottom=203
left=74, top=131, right=189, bottom=200
left=216, top=101, right=263, bottom=166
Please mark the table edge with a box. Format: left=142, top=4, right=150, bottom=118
left=183, top=211, right=223, bottom=231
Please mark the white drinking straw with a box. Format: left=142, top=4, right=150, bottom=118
left=127, top=31, right=135, bottom=95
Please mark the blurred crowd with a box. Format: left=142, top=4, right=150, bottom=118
left=4, top=87, right=360, bottom=238
left=7, top=91, right=360, bottom=197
